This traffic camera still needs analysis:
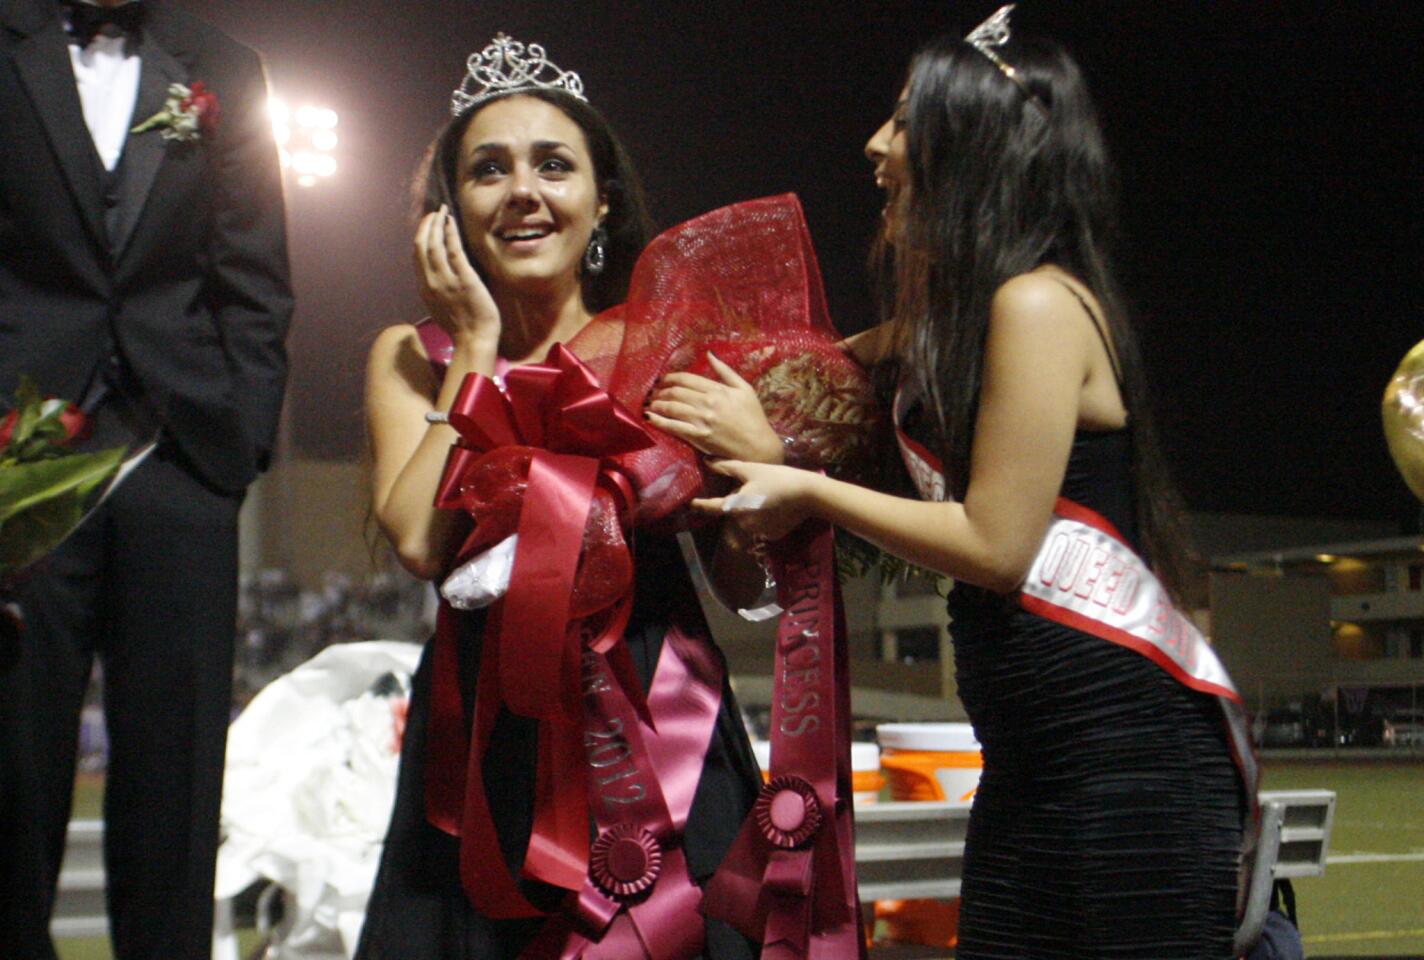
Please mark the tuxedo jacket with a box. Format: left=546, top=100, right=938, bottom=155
left=0, top=0, right=292, bottom=493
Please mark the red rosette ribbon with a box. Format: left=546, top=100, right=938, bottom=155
left=590, top=823, right=664, bottom=900
left=424, top=342, right=664, bottom=917
left=754, top=776, right=824, bottom=851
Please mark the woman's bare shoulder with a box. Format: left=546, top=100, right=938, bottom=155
left=839, top=322, right=896, bottom=366
left=992, top=270, right=1085, bottom=319
left=366, top=322, right=440, bottom=400
left=369, top=322, right=426, bottom=363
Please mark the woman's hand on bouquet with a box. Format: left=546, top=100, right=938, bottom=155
left=414, top=206, right=500, bottom=348
left=647, top=352, right=784, bottom=464
left=691, top=459, right=817, bottom=543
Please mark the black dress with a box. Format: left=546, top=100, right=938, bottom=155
left=947, top=429, right=1244, bottom=959
left=354, top=524, right=762, bottom=955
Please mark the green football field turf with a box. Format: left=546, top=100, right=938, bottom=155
left=1260, top=758, right=1424, bottom=958
left=59, top=758, right=1424, bottom=959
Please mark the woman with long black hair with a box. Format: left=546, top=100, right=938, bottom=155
left=692, top=9, right=1249, bottom=957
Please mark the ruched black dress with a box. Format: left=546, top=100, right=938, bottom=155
left=945, top=427, right=1245, bottom=959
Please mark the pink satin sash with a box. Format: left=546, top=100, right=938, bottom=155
left=521, top=623, right=722, bottom=959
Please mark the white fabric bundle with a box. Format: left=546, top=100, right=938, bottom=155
left=215, top=640, right=422, bottom=959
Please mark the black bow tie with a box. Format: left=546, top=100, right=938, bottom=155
left=65, top=1, right=145, bottom=48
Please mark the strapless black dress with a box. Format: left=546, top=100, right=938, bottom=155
left=353, top=534, right=762, bottom=959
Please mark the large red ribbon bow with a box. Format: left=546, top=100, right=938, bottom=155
left=425, top=343, right=661, bottom=915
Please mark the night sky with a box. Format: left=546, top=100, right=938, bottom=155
left=178, top=0, right=1423, bottom=526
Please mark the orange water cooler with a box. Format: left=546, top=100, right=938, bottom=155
left=873, top=722, right=983, bottom=949
left=749, top=740, right=885, bottom=800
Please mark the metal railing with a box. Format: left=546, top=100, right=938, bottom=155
left=55, top=790, right=1336, bottom=955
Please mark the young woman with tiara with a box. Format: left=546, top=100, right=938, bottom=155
left=354, top=35, right=778, bottom=960
left=356, top=32, right=879, bottom=960
left=691, top=8, right=1254, bottom=957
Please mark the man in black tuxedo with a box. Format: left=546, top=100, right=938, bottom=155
left=0, top=0, right=292, bottom=955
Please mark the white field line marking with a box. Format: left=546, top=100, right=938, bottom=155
left=1325, top=851, right=1424, bottom=864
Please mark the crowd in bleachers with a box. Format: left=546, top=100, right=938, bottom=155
left=77, top=569, right=434, bottom=772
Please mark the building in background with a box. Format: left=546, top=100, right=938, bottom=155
left=1211, top=535, right=1424, bottom=747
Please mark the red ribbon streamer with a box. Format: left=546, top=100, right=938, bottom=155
left=424, top=344, right=658, bottom=915
left=703, top=520, right=867, bottom=960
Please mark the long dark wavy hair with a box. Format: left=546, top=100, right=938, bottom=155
left=417, top=89, right=654, bottom=312
left=880, top=33, right=1190, bottom=598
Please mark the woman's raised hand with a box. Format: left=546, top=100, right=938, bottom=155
left=413, top=206, right=500, bottom=346
left=647, top=352, right=784, bottom=464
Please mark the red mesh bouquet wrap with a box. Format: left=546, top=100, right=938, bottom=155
left=424, top=196, right=875, bottom=953
left=603, top=193, right=878, bottom=526
left=435, top=193, right=878, bottom=615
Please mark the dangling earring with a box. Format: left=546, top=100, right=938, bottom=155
left=584, top=223, right=607, bottom=276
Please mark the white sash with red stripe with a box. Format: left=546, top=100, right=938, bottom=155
left=1023, top=500, right=1236, bottom=699
left=1021, top=499, right=1259, bottom=802
left=892, top=400, right=1259, bottom=819
left=892, top=387, right=947, bottom=503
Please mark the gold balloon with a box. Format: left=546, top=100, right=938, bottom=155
left=1384, top=338, right=1424, bottom=502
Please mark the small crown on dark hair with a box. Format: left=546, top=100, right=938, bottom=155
left=965, top=5, right=1048, bottom=117
left=451, top=33, right=586, bottom=117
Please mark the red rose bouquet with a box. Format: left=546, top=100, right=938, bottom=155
left=604, top=195, right=879, bottom=524
left=0, top=376, right=126, bottom=575
left=1, top=377, right=126, bottom=669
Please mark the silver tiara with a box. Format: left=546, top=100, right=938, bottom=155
left=965, top=5, right=1048, bottom=117
left=450, top=33, right=587, bottom=117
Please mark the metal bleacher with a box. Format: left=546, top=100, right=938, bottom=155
left=855, top=800, right=968, bottom=903
left=852, top=789, right=1336, bottom=958
left=51, top=819, right=107, bottom=939
left=54, top=789, right=1335, bottom=956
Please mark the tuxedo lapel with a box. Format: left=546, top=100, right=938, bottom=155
left=108, top=36, right=186, bottom=256
left=6, top=4, right=107, bottom=249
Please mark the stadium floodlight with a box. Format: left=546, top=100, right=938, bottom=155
left=269, top=96, right=340, bottom=189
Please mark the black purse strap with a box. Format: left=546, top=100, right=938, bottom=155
left=1269, top=878, right=1298, bottom=927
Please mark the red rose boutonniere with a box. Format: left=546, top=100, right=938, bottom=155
left=131, top=81, right=221, bottom=142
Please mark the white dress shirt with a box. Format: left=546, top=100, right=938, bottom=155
left=66, top=4, right=142, bottom=171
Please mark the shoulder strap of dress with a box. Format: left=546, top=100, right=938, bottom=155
left=415, top=318, right=454, bottom=380
left=1053, top=280, right=1124, bottom=390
